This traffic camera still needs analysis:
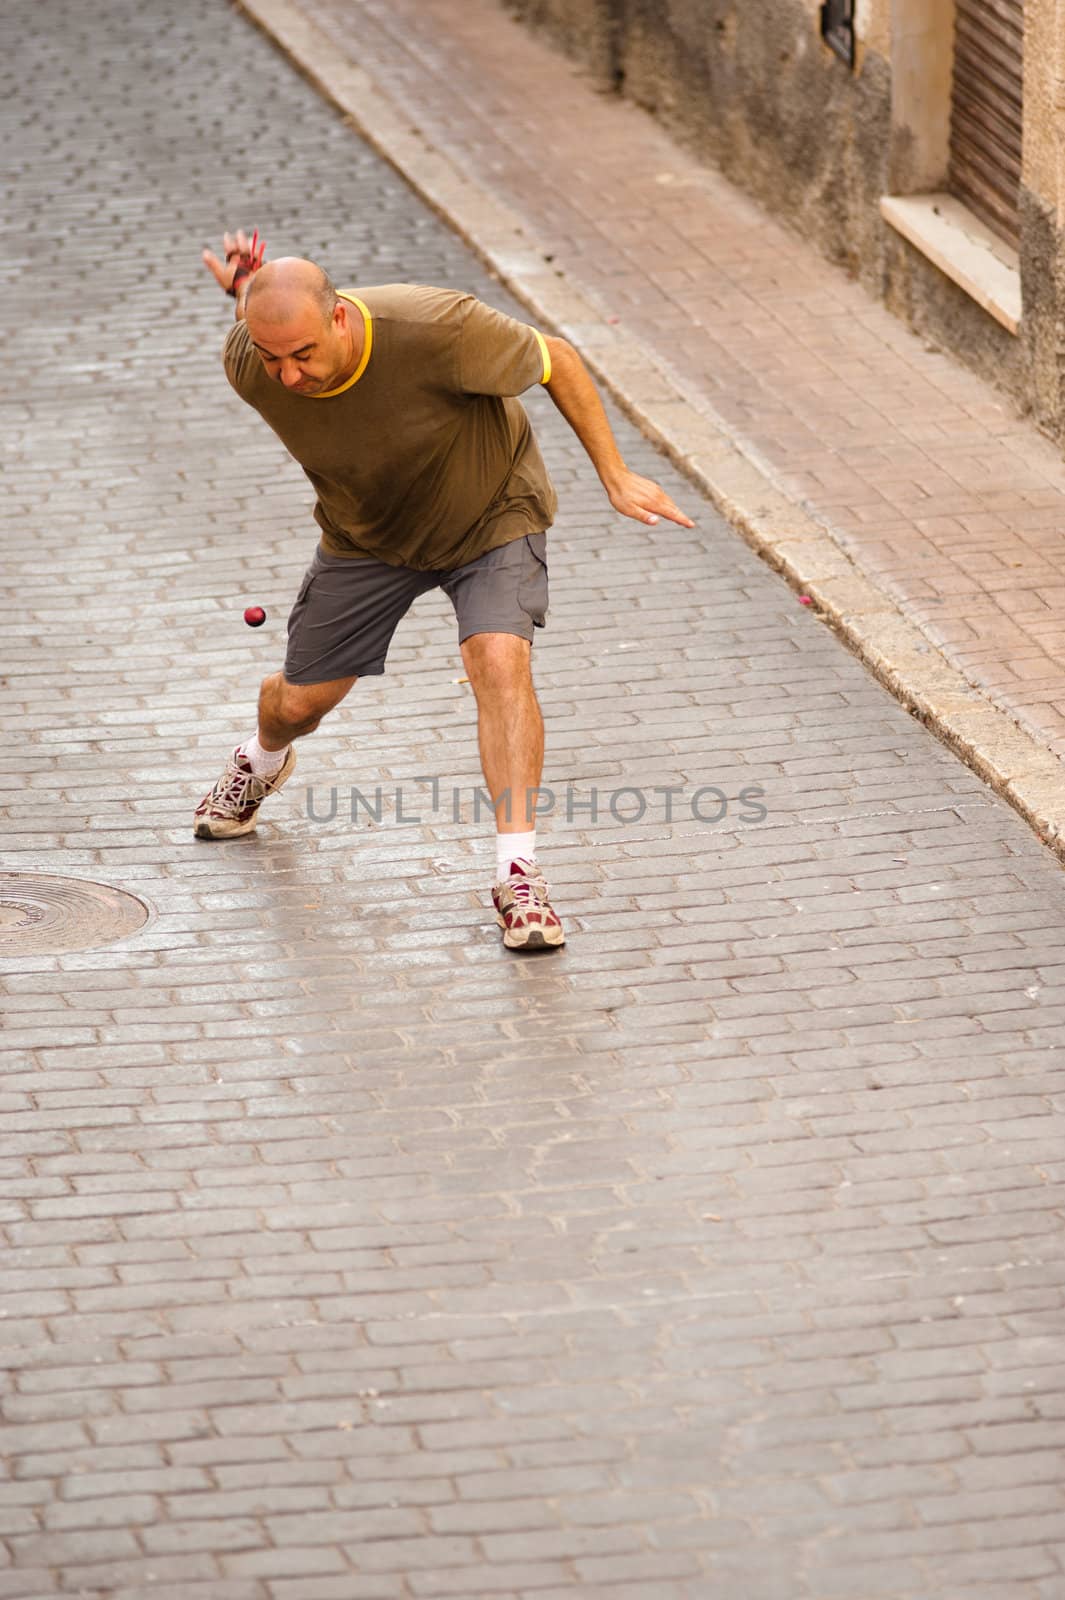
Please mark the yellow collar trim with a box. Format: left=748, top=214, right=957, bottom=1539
left=312, top=292, right=372, bottom=398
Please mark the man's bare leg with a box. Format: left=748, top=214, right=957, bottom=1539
left=460, top=634, right=543, bottom=835
left=461, top=632, right=563, bottom=949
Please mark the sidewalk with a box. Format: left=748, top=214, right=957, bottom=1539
left=244, top=0, right=1065, bottom=852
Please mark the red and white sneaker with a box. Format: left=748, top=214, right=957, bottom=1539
left=492, top=858, right=565, bottom=950
left=193, top=746, right=296, bottom=839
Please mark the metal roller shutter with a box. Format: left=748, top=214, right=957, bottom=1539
left=948, top=0, right=1024, bottom=247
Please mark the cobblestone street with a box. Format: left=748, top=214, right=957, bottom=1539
left=3, top=1, right=1065, bottom=1596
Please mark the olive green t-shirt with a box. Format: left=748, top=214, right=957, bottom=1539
left=223, top=283, right=558, bottom=570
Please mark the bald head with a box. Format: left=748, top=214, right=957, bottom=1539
left=245, top=257, right=339, bottom=328
left=242, top=257, right=360, bottom=396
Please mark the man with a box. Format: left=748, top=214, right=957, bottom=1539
left=196, top=230, right=693, bottom=950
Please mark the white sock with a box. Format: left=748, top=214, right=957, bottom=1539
left=241, top=733, right=289, bottom=777
left=497, top=831, right=537, bottom=880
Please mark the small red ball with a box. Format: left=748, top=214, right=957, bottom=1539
left=244, top=606, right=267, bottom=627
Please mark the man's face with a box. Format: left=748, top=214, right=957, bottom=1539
left=247, top=300, right=350, bottom=395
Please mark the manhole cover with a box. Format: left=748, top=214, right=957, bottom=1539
left=0, top=873, right=149, bottom=955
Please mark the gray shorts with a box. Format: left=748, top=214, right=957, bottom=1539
left=283, top=532, right=549, bottom=685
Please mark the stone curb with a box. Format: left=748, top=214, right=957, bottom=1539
left=236, top=0, right=1065, bottom=861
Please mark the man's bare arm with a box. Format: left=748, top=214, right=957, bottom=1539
left=543, top=336, right=694, bottom=528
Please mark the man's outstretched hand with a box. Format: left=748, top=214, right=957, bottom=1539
left=202, top=229, right=266, bottom=297
left=604, top=467, right=695, bottom=528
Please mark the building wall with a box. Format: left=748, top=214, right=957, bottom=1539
left=504, top=0, right=893, bottom=282
left=1020, top=0, right=1065, bottom=436
left=501, top=0, right=1064, bottom=440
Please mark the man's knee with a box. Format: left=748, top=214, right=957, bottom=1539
left=462, top=633, right=533, bottom=699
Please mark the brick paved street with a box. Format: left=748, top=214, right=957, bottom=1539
left=3, top=1, right=1065, bottom=1597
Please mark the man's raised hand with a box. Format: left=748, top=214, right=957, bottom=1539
left=202, top=229, right=267, bottom=297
